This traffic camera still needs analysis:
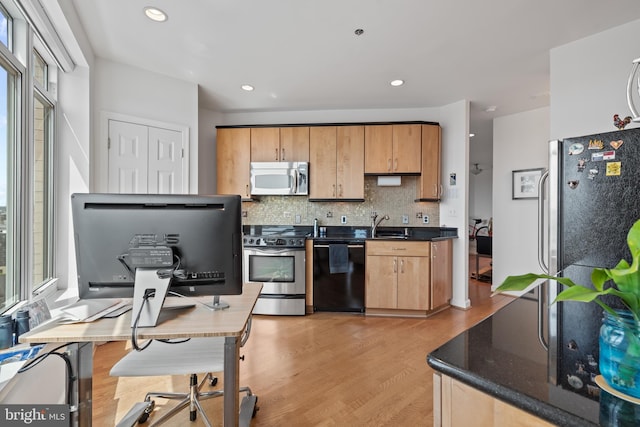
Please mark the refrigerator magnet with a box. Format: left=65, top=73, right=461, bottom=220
left=602, top=150, right=615, bottom=160
left=568, top=180, right=579, bottom=189
left=606, top=162, right=621, bottom=176
left=588, top=139, right=604, bottom=150
left=577, top=158, right=587, bottom=172
left=610, top=139, right=624, bottom=149
left=568, top=143, right=584, bottom=155
left=591, top=152, right=604, bottom=162
left=588, top=168, right=599, bottom=180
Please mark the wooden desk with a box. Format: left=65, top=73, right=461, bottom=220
left=19, top=282, right=262, bottom=427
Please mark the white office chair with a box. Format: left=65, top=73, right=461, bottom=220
left=110, top=317, right=256, bottom=427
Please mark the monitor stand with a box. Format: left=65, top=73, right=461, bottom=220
left=131, top=268, right=171, bottom=328
left=209, top=295, right=230, bottom=311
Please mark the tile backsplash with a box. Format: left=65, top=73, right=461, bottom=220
left=242, top=176, right=439, bottom=227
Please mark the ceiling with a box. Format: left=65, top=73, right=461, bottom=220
left=68, top=0, right=640, bottom=142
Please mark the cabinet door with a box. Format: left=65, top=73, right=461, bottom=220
left=336, top=125, right=364, bottom=199
left=417, top=124, right=442, bottom=200
left=279, top=127, right=310, bottom=162
left=217, top=128, right=251, bottom=198
left=397, top=256, right=430, bottom=310
left=431, top=239, right=453, bottom=309
left=309, top=126, right=337, bottom=199
left=365, top=255, right=397, bottom=309
left=392, top=124, right=422, bottom=173
left=250, top=127, right=281, bottom=162
left=364, top=125, right=393, bottom=173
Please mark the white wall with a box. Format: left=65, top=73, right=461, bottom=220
left=198, top=108, right=223, bottom=195
left=550, top=19, right=640, bottom=138
left=437, top=100, right=470, bottom=308
left=91, top=59, right=199, bottom=193
left=492, top=107, right=549, bottom=288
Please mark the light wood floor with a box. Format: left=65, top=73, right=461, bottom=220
left=92, top=278, right=512, bottom=427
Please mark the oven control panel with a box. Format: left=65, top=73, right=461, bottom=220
left=243, top=235, right=306, bottom=248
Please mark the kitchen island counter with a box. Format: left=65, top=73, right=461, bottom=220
left=427, top=296, right=638, bottom=426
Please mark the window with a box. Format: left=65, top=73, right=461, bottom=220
left=0, top=2, right=59, bottom=311
left=0, top=4, right=10, bottom=49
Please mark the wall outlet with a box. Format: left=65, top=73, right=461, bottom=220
left=416, top=212, right=423, bottom=219
left=341, top=215, right=347, bottom=224
left=402, top=215, right=409, bottom=224
left=326, top=211, right=333, bottom=218
left=295, top=214, right=301, bottom=224
left=423, top=215, right=430, bottom=224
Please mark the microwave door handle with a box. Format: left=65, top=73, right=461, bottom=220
left=293, top=169, right=299, bottom=194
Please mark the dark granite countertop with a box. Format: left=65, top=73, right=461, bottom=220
left=427, top=297, right=640, bottom=426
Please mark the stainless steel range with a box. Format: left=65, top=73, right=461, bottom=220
left=243, top=226, right=308, bottom=315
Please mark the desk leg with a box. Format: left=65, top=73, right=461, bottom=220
left=70, top=342, right=93, bottom=427
left=224, top=336, right=240, bottom=427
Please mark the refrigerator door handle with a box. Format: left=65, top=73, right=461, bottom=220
left=537, top=169, right=550, bottom=352
left=537, top=170, right=549, bottom=274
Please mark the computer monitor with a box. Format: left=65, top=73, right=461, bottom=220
left=71, top=193, right=243, bottom=326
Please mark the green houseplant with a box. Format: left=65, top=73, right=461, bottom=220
left=495, top=218, right=640, bottom=399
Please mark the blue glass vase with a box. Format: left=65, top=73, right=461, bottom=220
left=599, top=310, right=640, bottom=399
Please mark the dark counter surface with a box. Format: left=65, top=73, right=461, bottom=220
left=427, top=297, right=639, bottom=427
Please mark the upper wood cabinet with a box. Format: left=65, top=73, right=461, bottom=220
left=217, top=128, right=251, bottom=199
left=309, top=126, right=364, bottom=200
left=417, top=124, right=442, bottom=201
left=250, top=127, right=310, bottom=162
left=365, top=124, right=422, bottom=174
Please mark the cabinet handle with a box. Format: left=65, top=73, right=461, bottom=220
left=433, top=184, right=438, bottom=197
left=387, top=159, right=391, bottom=172
left=393, top=259, right=397, bottom=273
left=338, top=184, right=343, bottom=197
left=245, top=184, right=249, bottom=197
left=392, top=247, right=407, bottom=251
left=439, top=185, right=443, bottom=198
left=275, top=148, right=279, bottom=161
left=332, top=184, right=336, bottom=197
left=400, top=259, right=404, bottom=273
left=281, top=148, right=285, bottom=161
left=394, top=158, right=398, bottom=171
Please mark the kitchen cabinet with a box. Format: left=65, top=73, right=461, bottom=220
left=364, top=124, right=421, bottom=174
left=365, top=241, right=431, bottom=311
left=216, top=128, right=251, bottom=198
left=309, top=125, right=364, bottom=200
left=433, top=373, right=554, bottom=427
left=250, top=127, right=310, bottom=162
left=417, top=124, right=442, bottom=201
left=431, top=239, right=453, bottom=309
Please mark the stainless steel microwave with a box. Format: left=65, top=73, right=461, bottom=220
left=250, top=162, right=308, bottom=195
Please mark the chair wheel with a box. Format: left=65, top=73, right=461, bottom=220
left=137, top=412, right=149, bottom=424
left=209, top=376, right=218, bottom=386
left=137, top=400, right=155, bottom=424
left=253, top=396, right=259, bottom=418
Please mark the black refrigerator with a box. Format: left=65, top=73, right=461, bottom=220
left=545, top=127, right=640, bottom=399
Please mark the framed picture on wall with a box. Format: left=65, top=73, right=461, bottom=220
left=512, top=168, right=545, bottom=199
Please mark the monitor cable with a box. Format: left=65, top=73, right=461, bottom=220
left=18, top=342, right=77, bottom=406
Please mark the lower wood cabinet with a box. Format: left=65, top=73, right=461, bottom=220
left=433, top=374, right=554, bottom=427
left=365, top=239, right=452, bottom=315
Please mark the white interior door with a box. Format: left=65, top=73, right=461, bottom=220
left=148, top=127, right=183, bottom=194
left=108, top=120, right=148, bottom=193
left=108, top=119, right=184, bottom=194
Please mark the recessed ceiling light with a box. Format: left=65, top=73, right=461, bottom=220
left=390, top=79, right=404, bottom=87
left=144, top=7, right=167, bottom=22
left=469, top=133, right=475, bottom=138
left=241, top=84, right=254, bottom=91
left=485, top=106, right=497, bottom=112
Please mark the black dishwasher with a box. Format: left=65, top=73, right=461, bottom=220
left=313, top=240, right=365, bottom=312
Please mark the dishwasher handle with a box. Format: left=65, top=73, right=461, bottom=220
left=314, top=244, right=364, bottom=249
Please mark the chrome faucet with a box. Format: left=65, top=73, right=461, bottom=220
left=371, top=214, right=389, bottom=238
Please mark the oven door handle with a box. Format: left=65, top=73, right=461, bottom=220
left=246, top=248, right=302, bottom=255
left=314, top=244, right=364, bottom=249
